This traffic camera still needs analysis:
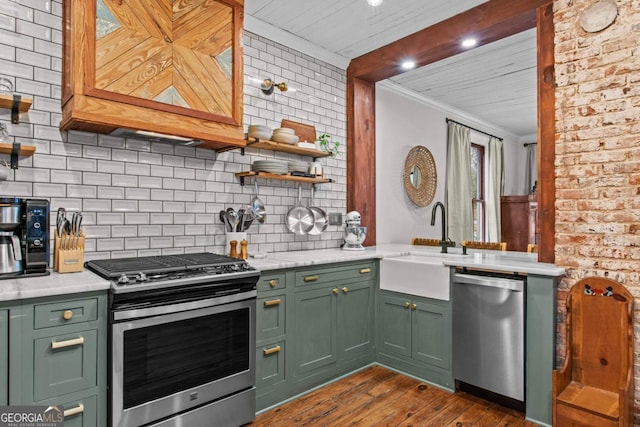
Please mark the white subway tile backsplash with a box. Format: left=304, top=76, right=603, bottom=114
left=97, top=238, right=124, bottom=251
left=1, top=28, right=345, bottom=258
left=111, top=226, right=138, bottom=238
left=97, top=186, right=124, bottom=199
left=83, top=199, right=111, bottom=212
left=33, top=182, right=64, bottom=197
left=138, top=225, right=162, bottom=236
left=150, top=237, right=173, bottom=248
left=112, top=174, right=138, bottom=187
left=125, top=187, right=150, bottom=200
left=67, top=157, right=96, bottom=171
left=83, top=172, right=111, bottom=186
left=83, top=145, right=111, bottom=160
left=98, top=160, right=125, bottom=174
left=111, top=200, right=138, bottom=212
left=125, top=212, right=149, bottom=224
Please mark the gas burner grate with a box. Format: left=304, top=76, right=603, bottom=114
left=85, top=252, right=242, bottom=279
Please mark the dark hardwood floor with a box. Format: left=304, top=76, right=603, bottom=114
left=250, top=365, right=539, bottom=426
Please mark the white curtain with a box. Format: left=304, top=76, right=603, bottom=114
left=524, top=143, right=537, bottom=194
left=486, top=137, right=504, bottom=242
left=445, top=122, right=473, bottom=245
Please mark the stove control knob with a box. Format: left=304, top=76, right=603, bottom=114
left=117, top=274, right=130, bottom=285
left=136, top=272, right=148, bottom=282
left=230, top=264, right=240, bottom=271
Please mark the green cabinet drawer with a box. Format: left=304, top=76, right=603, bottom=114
left=32, top=329, right=98, bottom=402
left=295, top=262, right=374, bottom=288
left=257, top=294, right=286, bottom=341
left=258, top=273, right=286, bottom=292
left=60, top=395, right=97, bottom=427
left=33, top=298, right=99, bottom=329
left=256, top=341, right=286, bottom=389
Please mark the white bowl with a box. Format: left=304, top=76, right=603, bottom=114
left=272, top=127, right=295, bottom=135
left=272, top=133, right=299, bottom=145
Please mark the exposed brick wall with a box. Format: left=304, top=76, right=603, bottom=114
left=554, top=0, right=640, bottom=417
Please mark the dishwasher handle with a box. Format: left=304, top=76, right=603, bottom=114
left=453, top=273, right=524, bottom=292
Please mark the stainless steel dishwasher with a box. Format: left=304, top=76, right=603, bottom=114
left=452, top=270, right=525, bottom=404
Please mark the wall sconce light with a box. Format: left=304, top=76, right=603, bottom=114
left=260, top=78, right=288, bottom=95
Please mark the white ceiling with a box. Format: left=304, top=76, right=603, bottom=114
left=245, top=0, right=537, bottom=140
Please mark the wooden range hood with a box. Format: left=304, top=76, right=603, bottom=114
left=61, top=0, right=246, bottom=151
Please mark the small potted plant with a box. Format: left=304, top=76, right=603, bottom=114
left=317, top=133, right=341, bottom=157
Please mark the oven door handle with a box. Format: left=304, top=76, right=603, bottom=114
left=113, top=289, right=257, bottom=321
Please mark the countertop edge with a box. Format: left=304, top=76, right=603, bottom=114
left=0, top=270, right=110, bottom=303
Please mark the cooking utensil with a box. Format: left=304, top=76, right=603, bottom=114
left=285, top=184, right=314, bottom=235
left=72, top=212, right=83, bottom=249
left=251, top=182, right=266, bottom=224
left=56, top=207, right=66, bottom=238
left=226, top=207, right=239, bottom=232
left=308, top=186, right=328, bottom=235
left=242, top=206, right=255, bottom=231
left=237, top=208, right=245, bottom=232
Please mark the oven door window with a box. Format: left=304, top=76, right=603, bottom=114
left=122, top=307, right=250, bottom=409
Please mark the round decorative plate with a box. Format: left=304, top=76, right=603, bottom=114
left=403, top=146, right=437, bottom=207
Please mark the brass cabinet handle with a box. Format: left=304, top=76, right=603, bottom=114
left=264, top=299, right=281, bottom=307
left=263, top=345, right=281, bottom=356
left=304, top=275, right=319, bottom=282
left=64, top=403, right=84, bottom=418
left=63, top=310, right=73, bottom=320
left=342, top=287, right=348, bottom=293
left=359, top=268, right=371, bottom=274
left=268, top=279, right=277, bottom=287
left=404, top=302, right=410, bottom=308
left=411, top=303, right=417, bottom=310
left=51, top=336, right=84, bottom=350
left=332, top=288, right=339, bottom=295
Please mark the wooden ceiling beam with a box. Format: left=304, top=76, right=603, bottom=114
left=347, top=0, right=550, bottom=83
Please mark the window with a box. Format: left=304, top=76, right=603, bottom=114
left=470, top=143, right=485, bottom=241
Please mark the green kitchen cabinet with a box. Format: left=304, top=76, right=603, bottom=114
left=256, top=261, right=377, bottom=412
left=0, top=306, right=9, bottom=405
left=378, top=290, right=453, bottom=389
left=256, top=270, right=291, bottom=410
left=292, top=284, right=338, bottom=378
left=292, top=262, right=375, bottom=388
left=1, top=291, right=107, bottom=427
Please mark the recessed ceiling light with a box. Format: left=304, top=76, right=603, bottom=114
left=401, top=60, right=416, bottom=70
left=367, top=0, right=383, bottom=6
left=461, top=38, right=477, bottom=48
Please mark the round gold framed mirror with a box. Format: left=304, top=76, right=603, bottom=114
left=403, top=146, right=437, bottom=207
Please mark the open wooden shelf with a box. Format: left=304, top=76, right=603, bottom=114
left=246, top=137, right=330, bottom=158
left=0, top=143, right=35, bottom=157
left=235, top=171, right=333, bottom=186
left=0, top=94, right=32, bottom=112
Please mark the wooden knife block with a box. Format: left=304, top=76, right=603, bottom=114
left=54, top=231, right=85, bottom=273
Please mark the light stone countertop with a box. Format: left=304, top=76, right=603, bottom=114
left=248, top=244, right=565, bottom=277
left=0, top=244, right=564, bottom=303
left=0, top=270, right=110, bottom=303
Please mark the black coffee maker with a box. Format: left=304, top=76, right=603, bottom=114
left=0, top=198, right=49, bottom=278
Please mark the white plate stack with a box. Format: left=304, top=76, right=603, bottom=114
left=271, top=128, right=299, bottom=145
left=253, top=160, right=288, bottom=174
left=287, top=160, right=309, bottom=173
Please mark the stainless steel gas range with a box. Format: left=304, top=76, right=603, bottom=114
left=85, top=253, right=260, bottom=427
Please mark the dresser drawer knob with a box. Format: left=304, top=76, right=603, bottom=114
left=64, top=403, right=84, bottom=418
left=263, top=345, right=281, bottom=356
left=51, top=336, right=84, bottom=350
left=63, top=310, right=73, bottom=320
left=264, top=299, right=281, bottom=307
left=268, top=279, right=277, bottom=287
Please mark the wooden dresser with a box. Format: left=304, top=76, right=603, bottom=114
left=500, top=195, right=538, bottom=252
